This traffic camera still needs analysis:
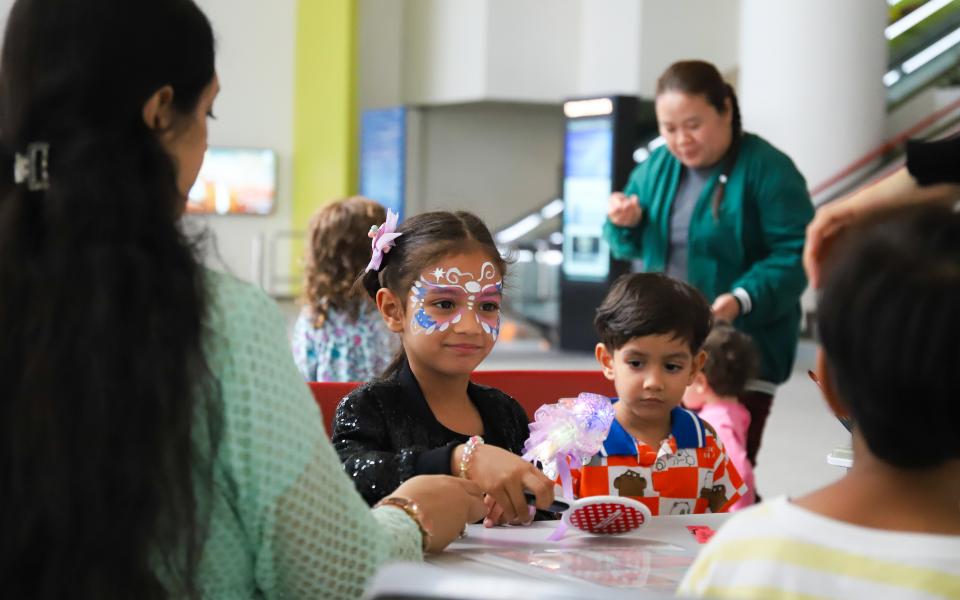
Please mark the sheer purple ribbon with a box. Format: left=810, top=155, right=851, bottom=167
left=520, top=393, right=615, bottom=541
left=546, top=454, right=580, bottom=541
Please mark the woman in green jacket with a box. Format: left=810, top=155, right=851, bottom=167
left=603, top=60, right=813, bottom=472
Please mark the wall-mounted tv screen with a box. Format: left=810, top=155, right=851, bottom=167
left=187, top=147, right=277, bottom=215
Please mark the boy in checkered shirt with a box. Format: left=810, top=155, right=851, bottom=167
left=574, top=273, right=747, bottom=516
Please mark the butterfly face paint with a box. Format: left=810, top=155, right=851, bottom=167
left=409, top=260, right=502, bottom=340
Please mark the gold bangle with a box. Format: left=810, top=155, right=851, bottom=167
left=459, top=435, right=484, bottom=479
left=375, top=496, right=433, bottom=552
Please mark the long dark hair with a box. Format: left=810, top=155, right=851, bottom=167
left=359, top=211, right=507, bottom=377
left=302, top=197, right=386, bottom=327
left=0, top=1, right=218, bottom=598
left=656, top=60, right=742, bottom=219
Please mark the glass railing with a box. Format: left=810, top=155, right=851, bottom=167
left=886, top=0, right=960, bottom=105
left=495, top=199, right=565, bottom=342
left=811, top=96, right=960, bottom=205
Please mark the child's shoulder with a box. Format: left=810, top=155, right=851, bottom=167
left=345, top=376, right=400, bottom=399
left=468, top=380, right=514, bottom=400
left=338, top=376, right=402, bottom=412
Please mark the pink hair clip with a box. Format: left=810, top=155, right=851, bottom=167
left=365, top=209, right=403, bottom=273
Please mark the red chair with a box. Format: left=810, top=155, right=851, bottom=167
left=309, top=381, right=362, bottom=436
left=309, top=370, right=615, bottom=437
left=469, top=370, right=616, bottom=420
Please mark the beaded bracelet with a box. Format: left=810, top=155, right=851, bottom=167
left=458, top=435, right=484, bottom=479
left=374, top=496, right=433, bottom=552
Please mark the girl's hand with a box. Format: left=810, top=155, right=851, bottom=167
left=389, top=475, right=485, bottom=553
left=482, top=493, right=506, bottom=527
left=608, top=192, right=643, bottom=227
left=454, top=444, right=554, bottom=524
left=481, top=493, right=535, bottom=527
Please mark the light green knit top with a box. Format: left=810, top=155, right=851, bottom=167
left=193, top=270, right=421, bottom=598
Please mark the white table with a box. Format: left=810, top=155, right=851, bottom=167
left=426, top=513, right=729, bottom=593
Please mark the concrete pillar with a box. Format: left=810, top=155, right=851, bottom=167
left=739, top=0, right=888, bottom=189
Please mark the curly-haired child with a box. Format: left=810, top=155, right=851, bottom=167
left=292, top=197, right=399, bottom=381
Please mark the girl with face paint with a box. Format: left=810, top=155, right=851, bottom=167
left=332, top=211, right=556, bottom=527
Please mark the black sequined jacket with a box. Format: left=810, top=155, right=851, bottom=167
left=332, top=360, right=530, bottom=506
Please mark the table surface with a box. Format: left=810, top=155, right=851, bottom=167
left=426, top=513, right=730, bottom=593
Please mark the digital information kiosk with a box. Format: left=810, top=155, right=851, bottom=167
left=559, top=96, right=654, bottom=352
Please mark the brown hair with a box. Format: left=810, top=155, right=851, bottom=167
left=302, top=196, right=386, bottom=327
left=594, top=272, right=713, bottom=354
left=359, top=210, right=507, bottom=377
left=700, top=321, right=758, bottom=397
left=656, top=60, right=742, bottom=219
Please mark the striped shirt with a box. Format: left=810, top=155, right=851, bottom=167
left=678, top=496, right=960, bottom=599
left=572, top=406, right=747, bottom=516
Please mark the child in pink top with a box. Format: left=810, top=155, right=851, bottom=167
left=683, top=322, right=758, bottom=510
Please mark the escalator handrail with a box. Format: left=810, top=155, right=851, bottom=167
left=809, top=94, right=960, bottom=198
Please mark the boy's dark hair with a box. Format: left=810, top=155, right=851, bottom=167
left=595, top=273, right=713, bottom=353
left=701, top=322, right=759, bottom=397
left=818, top=205, right=960, bottom=469
left=358, top=210, right=506, bottom=377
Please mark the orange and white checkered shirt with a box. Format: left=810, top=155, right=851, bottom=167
left=572, top=405, right=747, bottom=516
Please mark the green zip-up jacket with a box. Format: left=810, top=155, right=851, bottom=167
left=602, top=133, right=813, bottom=384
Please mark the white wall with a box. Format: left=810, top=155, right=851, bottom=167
left=359, top=0, right=404, bottom=110
left=485, top=0, right=580, bottom=102
left=0, top=0, right=11, bottom=33
left=385, top=0, right=741, bottom=106
left=638, top=0, right=740, bottom=96
left=188, top=0, right=297, bottom=286
left=414, top=102, right=564, bottom=230
left=576, top=0, right=643, bottom=97
left=403, top=0, right=489, bottom=105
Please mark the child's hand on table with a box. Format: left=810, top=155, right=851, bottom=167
left=454, top=443, right=554, bottom=525
left=481, top=493, right=538, bottom=527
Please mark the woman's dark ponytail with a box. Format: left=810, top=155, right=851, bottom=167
left=727, top=83, right=742, bottom=138
left=711, top=83, right=743, bottom=220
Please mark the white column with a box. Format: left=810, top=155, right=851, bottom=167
left=576, top=0, right=644, bottom=97
left=738, top=0, right=888, bottom=190
left=359, top=0, right=405, bottom=111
